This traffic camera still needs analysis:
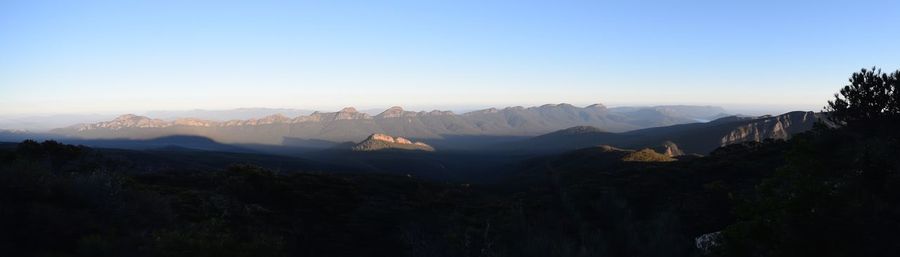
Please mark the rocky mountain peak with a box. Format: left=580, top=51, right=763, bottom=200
left=539, top=103, right=576, bottom=109
left=79, top=114, right=167, bottom=130
left=334, top=107, right=370, bottom=120
left=376, top=106, right=408, bottom=118
left=368, top=133, right=398, bottom=143
left=352, top=133, right=434, bottom=151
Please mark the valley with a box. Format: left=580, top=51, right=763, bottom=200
left=4, top=1, right=898, bottom=254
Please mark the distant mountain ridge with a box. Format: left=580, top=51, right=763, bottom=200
left=608, top=105, right=728, bottom=126
left=50, top=104, right=730, bottom=146
left=143, top=108, right=316, bottom=121
left=0, top=108, right=320, bottom=132
left=505, top=111, right=826, bottom=155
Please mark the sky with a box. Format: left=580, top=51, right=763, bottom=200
left=2, top=0, right=899, bottom=116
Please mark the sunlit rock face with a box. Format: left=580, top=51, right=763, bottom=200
left=369, top=133, right=396, bottom=143
left=75, top=114, right=169, bottom=131
left=720, top=111, right=823, bottom=146
left=655, top=141, right=685, bottom=157
left=395, top=137, right=413, bottom=144
left=352, top=133, right=435, bottom=152
left=172, top=118, right=215, bottom=127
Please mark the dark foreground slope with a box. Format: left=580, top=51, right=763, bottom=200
left=0, top=141, right=509, bottom=257
left=0, top=139, right=786, bottom=257
left=2, top=119, right=898, bottom=257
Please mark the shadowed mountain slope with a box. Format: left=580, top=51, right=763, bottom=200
left=504, top=111, right=824, bottom=155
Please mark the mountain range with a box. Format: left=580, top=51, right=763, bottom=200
left=0, top=103, right=826, bottom=158
left=47, top=104, right=728, bottom=147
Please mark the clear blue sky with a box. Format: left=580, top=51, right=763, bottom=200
left=2, top=0, right=899, bottom=115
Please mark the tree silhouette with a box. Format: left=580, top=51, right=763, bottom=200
left=826, top=67, right=900, bottom=130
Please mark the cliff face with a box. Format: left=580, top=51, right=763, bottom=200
left=351, top=133, right=435, bottom=152
left=720, top=111, right=823, bottom=146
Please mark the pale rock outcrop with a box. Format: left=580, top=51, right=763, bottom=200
left=656, top=141, right=684, bottom=157
left=352, top=133, right=434, bottom=151
left=369, top=133, right=396, bottom=143
left=75, top=114, right=168, bottom=131
left=395, top=137, right=413, bottom=144
left=172, top=118, right=215, bottom=127
left=720, top=111, right=823, bottom=146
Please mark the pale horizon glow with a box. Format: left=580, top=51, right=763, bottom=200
left=2, top=1, right=899, bottom=117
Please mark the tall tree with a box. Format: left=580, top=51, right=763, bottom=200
left=826, top=67, right=900, bottom=132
